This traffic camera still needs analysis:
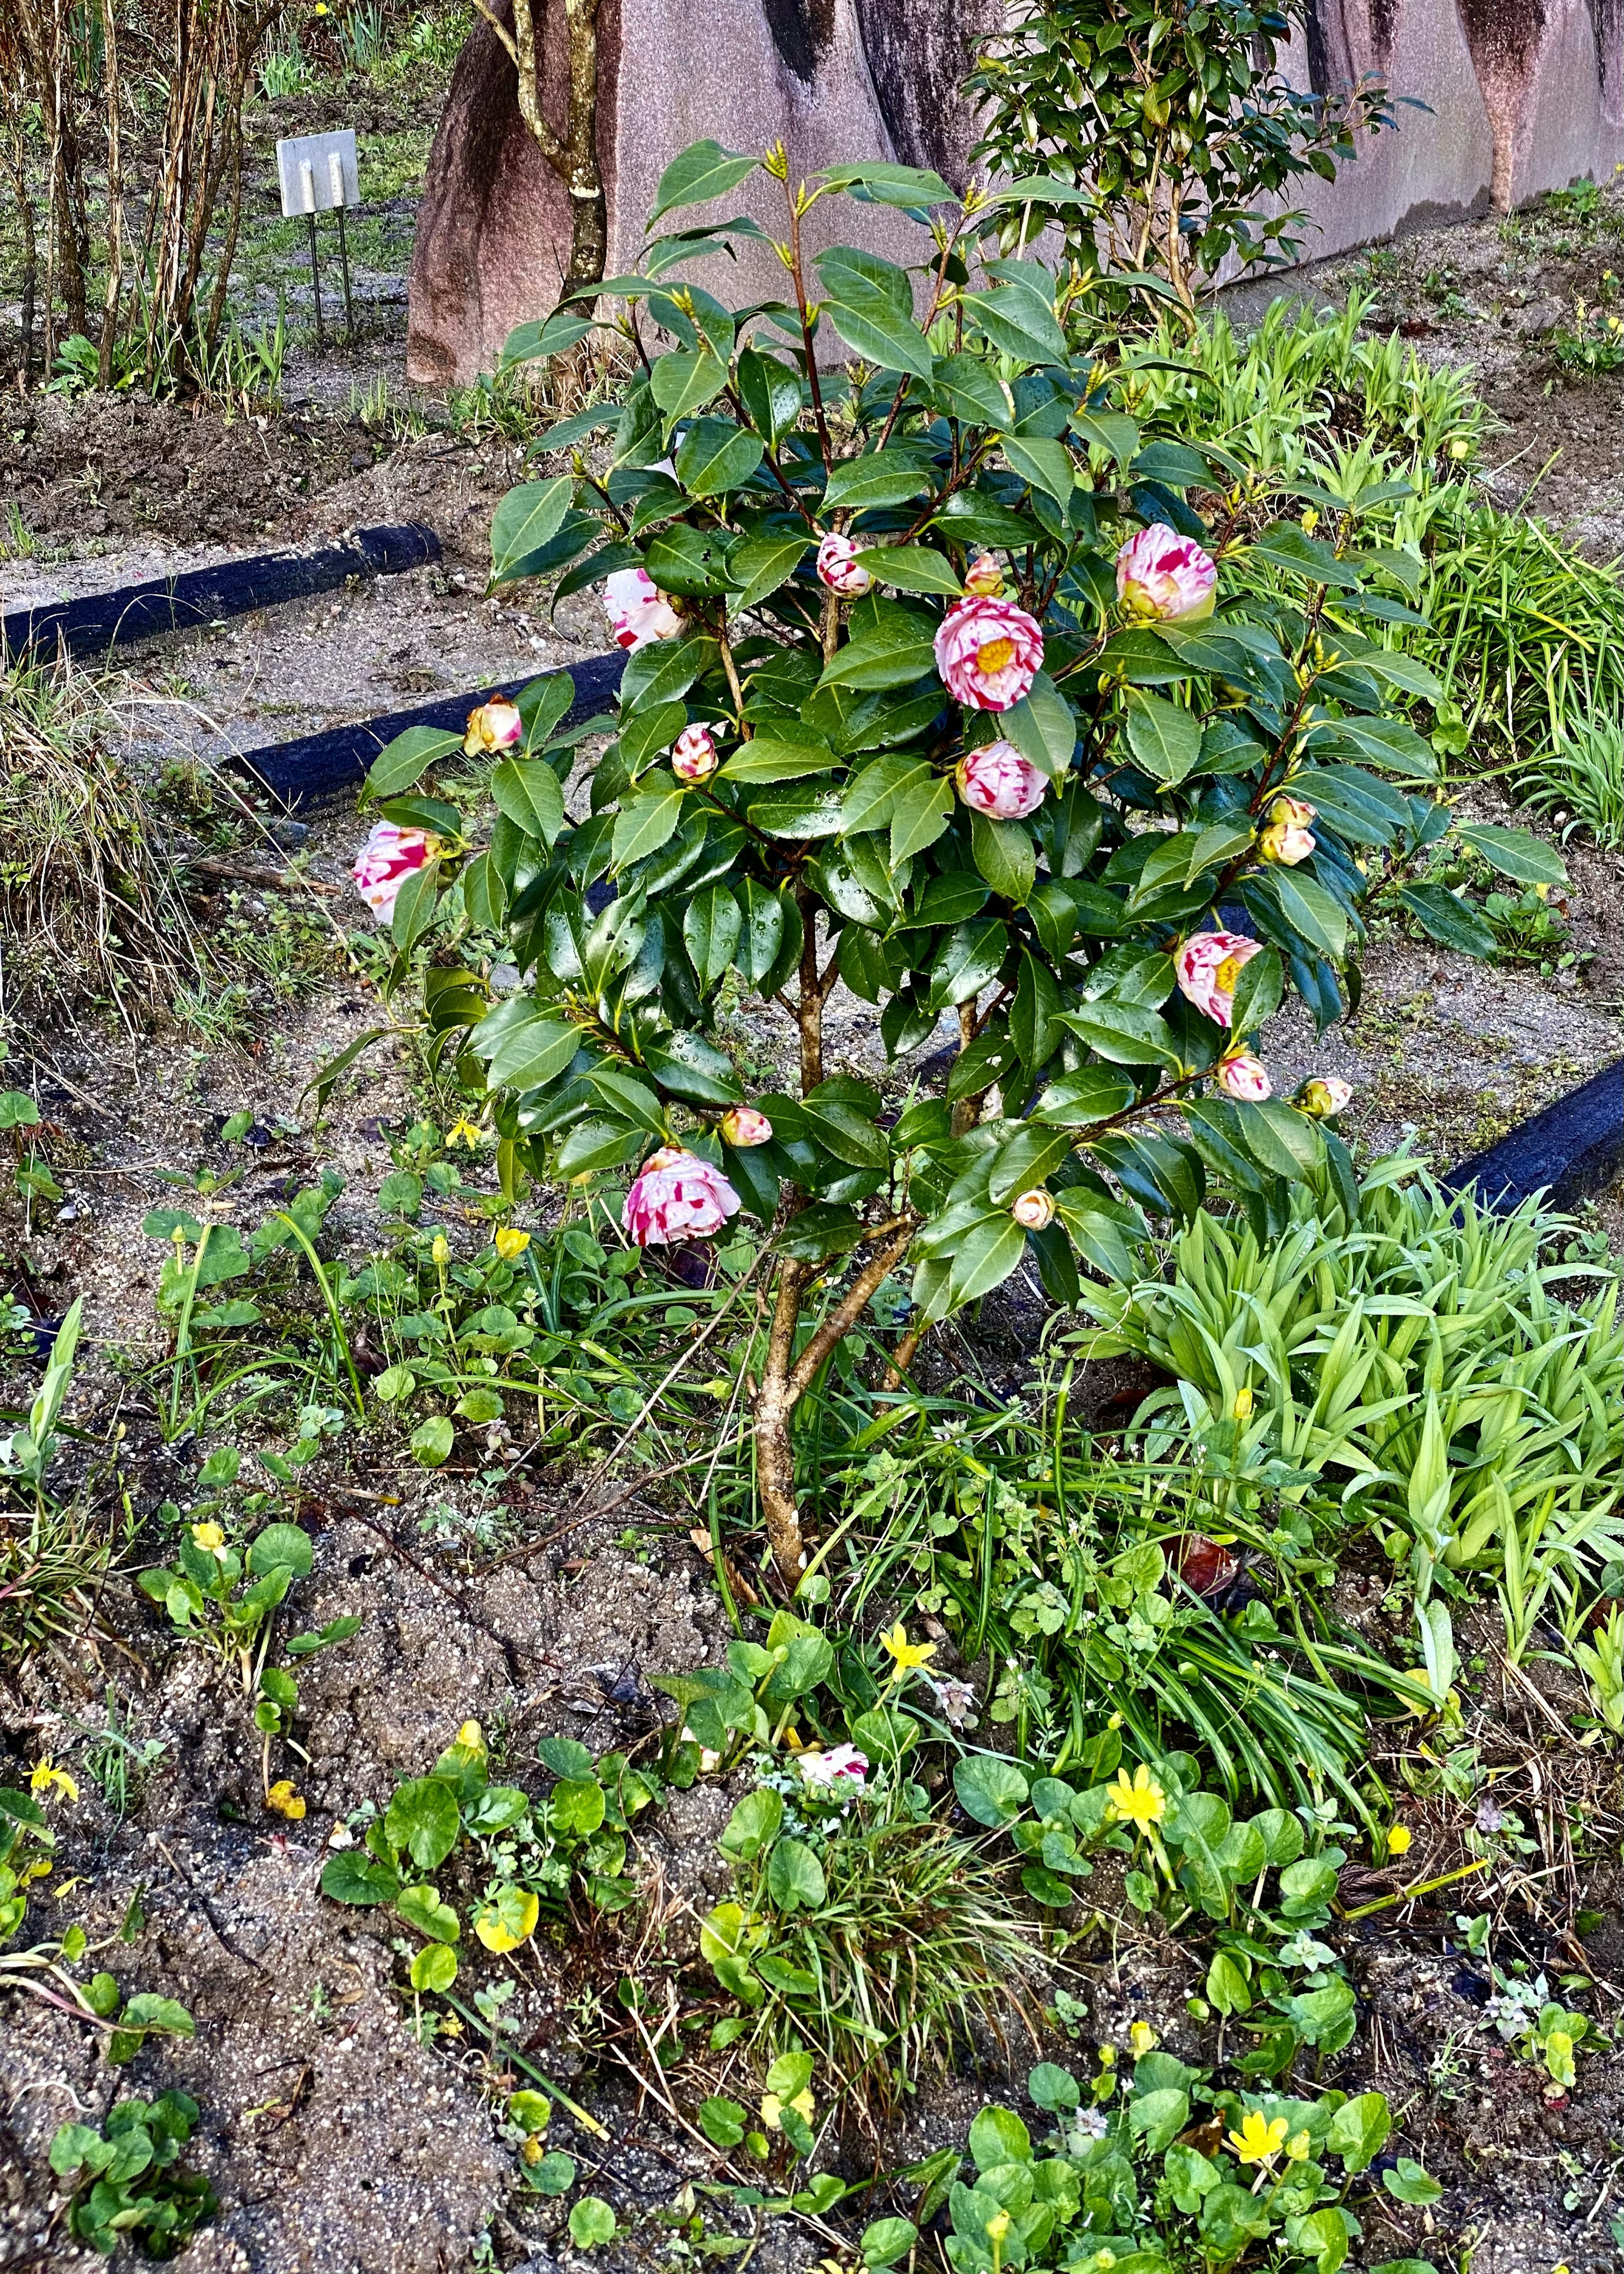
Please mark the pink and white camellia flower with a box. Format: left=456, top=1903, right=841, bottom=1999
left=671, top=722, right=720, bottom=783
left=1115, top=524, right=1218, bottom=624
left=796, top=1743, right=868, bottom=1791
left=463, top=695, right=523, bottom=757
left=1012, top=1188, right=1056, bottom=1230
left=603, top=566, right=684, bottom=651
left=1298, top=1076, right=1353, bottom=1118
left=935, top=593, right=1044, bottom=712
left=719, top=1105, right=773, bottom=1148
left=816, top=530, right=874, bottom=598
left=955, top=738, right=1048, bottom=820
left=622, top=1146, right=741, bottom=1246
left=1258, top=794, right=1317, bottom=866
left=963, top=551, right=1006, bottom=597
left=351, top=821, right=439, bottom=924
left=1174, top=930, right=1262, bottom=1028
left=1215, top=1051, right=1272, bottom=1102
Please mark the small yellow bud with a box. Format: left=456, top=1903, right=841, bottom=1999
left=1387, top=1824, right=1412, bottom=1856
left=1232, top=1385, right=1253, bottom=1420
left=1129, top=2021, right=1158, bottom=2057
left=431, top=1234, right=450, bottom=1266
left=1286, top=2131, right=1312, bottom=2162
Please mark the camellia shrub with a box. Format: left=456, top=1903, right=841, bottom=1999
left=348, top=140, right=1523, bottom=1590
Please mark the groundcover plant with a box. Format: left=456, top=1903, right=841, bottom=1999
left=340, top=140, right=1553, bottom=1594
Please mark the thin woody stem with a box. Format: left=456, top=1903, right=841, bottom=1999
left=785, top=1223, right=916, bottom=1403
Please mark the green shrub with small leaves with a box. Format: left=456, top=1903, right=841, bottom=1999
left=967, top=0, right=1399, bottom=309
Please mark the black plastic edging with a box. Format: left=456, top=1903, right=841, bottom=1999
left=1, top=523, right=442, bottom=662
left=1443, top=1057, right=1624, bottom=1213
left=233, top=649, right=627, bottom=807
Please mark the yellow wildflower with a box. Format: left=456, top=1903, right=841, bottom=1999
left=1286, top=2131, right=1312, bottom=2162
left=878, top=1622, right=936, bottom=1678
left=457, top=1720, right=486, bottom=1751
left=266, top=1780, right=306, bottom=1820
left=1107, top=1711, right=1123, bottom=1730
left=447, top=1118, right=483, bottom=1149
left=1232, top=1385, right=1253, bottom=1420
left=760, top=2093, right=782, bottom=2131
left=984, top=2213, right=1011, bottom=2247
left=494, top=1227, right=531, bottom=1261
left=1129, top=2021, right=1158, bottom=2057
left=1105, top=1763, right=1167, bottom=1829
left=191, top=1520, right=228, bottom=1557
left=1097, top=2045, right=1116, bottom=2068
left=1228, top=2110, right=1287, bottom=2167
left=431, top=1234, right=450, bottom=1266
left=1387, top=1824, right=1412, bottom=1857
left=30, top=1761, right=78, bottom=1803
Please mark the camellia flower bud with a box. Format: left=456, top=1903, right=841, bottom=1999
left=671, top=722, right=719, bottom=782
left=623, top=1147, right=741, bottom=1246
left=816, top=530, right=874, bottom=597
left=1115, top=524, right=1218, bottom=623
left=935, top=594, right=1044, bottom=712
left=1258, top=793, right=1317, bottom=866
left=1298, top=1076, right=1353, bottom=1118
left=963, top=551, right=1005, bottom=597
left=462, top=696, right=523, bottom=757
left=1215, top=1050, right=1271, bottom=1102
left=955, top=738, right=1047, bottom=820
left=1012, top=1188, right=1055, bottom=1230
left=1174, top=930, right=1260, bottom=1028
left=719, top=1105, right=773, bottom=1148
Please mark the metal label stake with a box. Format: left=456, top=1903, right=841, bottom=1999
left=300, top=160, right=324, bottom=349
left=275, top=129, right=360, bottom=352
left=329, top=151, right=355, bottom=343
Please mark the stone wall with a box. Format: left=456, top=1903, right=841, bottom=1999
left=406, top=0, right=1624, bottom=386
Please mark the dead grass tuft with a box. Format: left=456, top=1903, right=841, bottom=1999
left=0, top=652, right=205, bottom=1035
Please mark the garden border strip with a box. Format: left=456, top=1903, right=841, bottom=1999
left=1442, top=1057, right=1624, bottom=1212
left=0, top=523, right=442, bottom=662
left=231, top=650, right=628, bottom=807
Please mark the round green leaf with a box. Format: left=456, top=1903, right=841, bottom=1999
left=384, top=1777, right=462, bottom=1871
left=410, top=1416, right=456, bottom=1468
left=568, top=2196, right=618, bottom=2248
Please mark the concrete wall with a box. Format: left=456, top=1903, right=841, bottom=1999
left=407, top=0, right=1624, bottom=386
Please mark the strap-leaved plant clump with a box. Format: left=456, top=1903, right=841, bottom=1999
left=347, top=141, right=1510, bottom=1591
